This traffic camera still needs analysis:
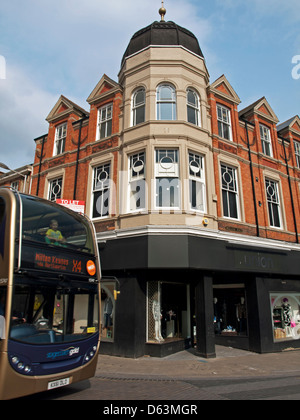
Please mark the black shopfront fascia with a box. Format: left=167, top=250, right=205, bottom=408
left=99, top=233, right=300, bottom=357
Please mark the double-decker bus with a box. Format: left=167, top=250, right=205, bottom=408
left=0, top=188, right=101, bottom=400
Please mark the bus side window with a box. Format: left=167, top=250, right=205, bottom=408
left=0, top=316, right=5, bottom=339
left=0, top=197, right=5, bottom=224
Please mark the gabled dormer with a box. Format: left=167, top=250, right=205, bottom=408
left=239, top=97, right=279, bottom=125
left=208, top=75, right=241, bottom=143
left=277, top=115, right=300, bottom=138
left=87, top=74, right=121, bottom=106
left=44, top=95, right=89, bottom=160
left=239, top=97, right=279, bottom=159
left=86, top=74, right=122, bottom=143
left=46, top=95, right=89, bottom=124
left=209, top=74, right=241, bottom=105
left=277, top=115, right=300, bottom=169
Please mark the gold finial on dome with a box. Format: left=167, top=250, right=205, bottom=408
left=159, top=1, right=166, bottom=22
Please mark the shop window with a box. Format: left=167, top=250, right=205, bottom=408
left=147, top=281, right=190, bottom=343
left=213, top=286, right=248, bottom=336
left=101, top=283, right=115, bottom=341
left=270, top=293, right=300, bottom=342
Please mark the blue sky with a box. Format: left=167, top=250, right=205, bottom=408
left=0, top=0, right=299, bottom=170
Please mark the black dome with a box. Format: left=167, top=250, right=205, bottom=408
left=121, top=20, right=204, bottom=65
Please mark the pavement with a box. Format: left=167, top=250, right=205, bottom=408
left=24, top=346, right=300, bottom=400
left=96, top=345, right=300, bottom=380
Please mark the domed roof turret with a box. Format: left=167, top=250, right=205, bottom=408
left=121, top=6, right=203, bottom=65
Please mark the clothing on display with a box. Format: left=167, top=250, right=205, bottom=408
left=213, top=289, right=248, bottom=336
left=103, top=296, right=113, bottom=328
left=271, top=294, right=300, bottom=342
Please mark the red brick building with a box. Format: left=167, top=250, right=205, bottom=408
left=4, top=8, right=300, bottom=358
left=209, top=76, right=300, bottom=244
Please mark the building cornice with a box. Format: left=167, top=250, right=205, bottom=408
left=96, top=225, right=300, bottom=253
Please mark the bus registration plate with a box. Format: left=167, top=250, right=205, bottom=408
left=48, top=378, right=70, bottom=390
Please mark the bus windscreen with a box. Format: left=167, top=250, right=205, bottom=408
left=19, top=195, right=95, bottom=255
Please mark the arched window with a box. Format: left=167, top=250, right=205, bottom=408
left=187, top=89, right=200, bottom=126
left=156, top=84, right=176, bottom=121
left=132, top=88, right=145, bottom=126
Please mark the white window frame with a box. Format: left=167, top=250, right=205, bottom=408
left=97, top=104, right=113, bottom=140
left=132, top=88, right=146, bottom=126
left=188, top=152, right=206, bottom=212
left=260, top=124, right=273, bottom=157
left=54, top=123, right=67, bottom=156
left=294, top=140, right=300, bottom=169
left=220, top=163, right=240, bottom=219
left=265, top=178, right=282, bottom=228
left=187, top=89, right=201, bottom=126
left=156, top=84, right=177, bottom=121
left=48, top=177, right=63, bottom=202
left=155, top=149, right=180, bottom=209
left=92, top=163, right=111, bottom=219
left=10, top=181, right=19, bottom=191
left=217, top=104, right=232, bottom=141
left=128, top=151, right=146, bottom=212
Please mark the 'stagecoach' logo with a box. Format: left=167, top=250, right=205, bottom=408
left=46, top=346, right=80, bottom=360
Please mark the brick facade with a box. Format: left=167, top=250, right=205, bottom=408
left=2, top=15, right=300, bottom=358
left=2, top=32, right=299, bottom=246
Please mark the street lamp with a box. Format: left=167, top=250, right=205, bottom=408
left=0, top=162, right=28, bottom=192
left=0, top=162, right=11, bottom=171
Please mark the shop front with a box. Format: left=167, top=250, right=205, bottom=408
left=98, top=227, right=300, bottom=358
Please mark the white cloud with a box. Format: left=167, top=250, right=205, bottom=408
left=0, top=64, right=57, bottom=168
left=0, top=0, right=299, bottom=170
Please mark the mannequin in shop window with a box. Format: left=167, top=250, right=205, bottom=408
left=152, top=293, right=164, bottom=342
left=221, top=300, right=227, bottom=331
left=213, top=298, right=221, bottom=334
left=103, top=295, right=113, bottom=330
left=236, top=297, right=247, bottom=334
left=282, top=298, right=292, bottom=336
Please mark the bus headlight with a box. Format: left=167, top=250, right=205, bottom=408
left=24, top=365, right=32, bottom=373
left=12, top=356, right=19, bottom=365
left=82, top=344, right=98, bottom=365
left=10, top=354, right=33, bottom=375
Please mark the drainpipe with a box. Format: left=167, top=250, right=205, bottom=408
left=242, top=119, right=260, bottom=237
left=280, top=136, right=299, bottom=243
left=73, top=116, right=88, bottom=200
left=35, top=134, right=46, bottom=196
